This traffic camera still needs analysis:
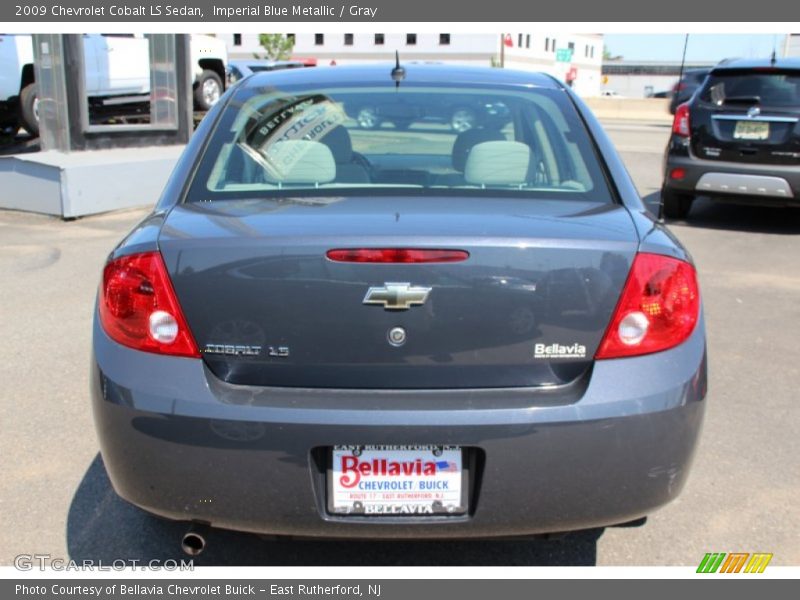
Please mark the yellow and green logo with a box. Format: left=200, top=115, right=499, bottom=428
left=697, top=552, right=773, bottom=573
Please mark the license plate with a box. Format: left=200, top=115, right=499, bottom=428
left=734, top=120, right=769, bottom=140
left=329, top=445, right=466, bottom=515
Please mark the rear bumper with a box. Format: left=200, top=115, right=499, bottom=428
left=91, top=314, right=708, bottom=539
left=664, top=151, right=800, bottom=205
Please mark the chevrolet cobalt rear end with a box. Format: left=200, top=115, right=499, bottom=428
left=91, top=65, right=706, bottom=540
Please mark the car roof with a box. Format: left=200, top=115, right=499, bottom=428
left=241, top=63, right=562, bottom=90
left=712, top=57, right=800, bottom=72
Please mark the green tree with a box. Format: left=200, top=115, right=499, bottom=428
left=255, top=34, right=295, bottom=60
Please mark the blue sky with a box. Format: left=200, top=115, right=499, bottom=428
left=604, top=34, right=787, bottom=62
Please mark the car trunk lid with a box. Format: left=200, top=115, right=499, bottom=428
left=159, top=196, right=639, bottom=389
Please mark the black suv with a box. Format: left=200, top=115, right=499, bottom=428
left=662, top=58, right=800, bottom=219
left=668, top=68, right=710, bottom=114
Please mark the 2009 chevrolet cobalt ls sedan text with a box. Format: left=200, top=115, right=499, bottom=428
left=91, top=64, right=707, bottom=548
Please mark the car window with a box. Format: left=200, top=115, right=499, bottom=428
left=700, top=72, right=800, bottom=107
left=690, top=71, right=708, bottom=84
left=188, top=83, right=613, bottom=203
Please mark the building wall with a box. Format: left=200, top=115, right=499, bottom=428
left=220, top=33, right=604, bottom=96
left=603, top=74, right=679, bottom=98
left=502, top=33, right=603, bottom=97
left=786, top=33, right=800, bottom=57
left=601, top=61, right=717, bottom=99
left=222, top=33, right=497, bottom=66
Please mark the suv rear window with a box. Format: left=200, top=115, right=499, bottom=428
left=187, top=83, right=613, bottom=203
left=699, top=71, right=800, bottom=108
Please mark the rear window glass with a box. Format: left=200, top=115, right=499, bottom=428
left=700, top=72, right=800, bottom=107
left=187, top=82, right=613, bottom=203
left=689, top=71, right=709, bottom=84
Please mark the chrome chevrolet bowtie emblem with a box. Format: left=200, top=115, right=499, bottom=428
left=363, top=283, right=431, bottom=310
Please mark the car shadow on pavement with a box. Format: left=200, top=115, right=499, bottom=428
left=67, top=454, right=605, bottom=566
left=644, top=191, right=800, bottom=234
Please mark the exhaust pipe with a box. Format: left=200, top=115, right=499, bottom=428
left=181, top=523, right=209, bottom=556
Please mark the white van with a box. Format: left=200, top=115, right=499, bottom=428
left=0, top=33, right=228, bottom=135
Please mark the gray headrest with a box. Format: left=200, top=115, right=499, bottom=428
left=451, top=128, right=506, bottom=172
left=263, top=140, right=336, bottom=184
left=320, top=126, right=354, bottom=162
left=464, top=141, right=531, bottom=186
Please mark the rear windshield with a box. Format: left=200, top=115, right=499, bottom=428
left=688, top=70, right=709, bottom=84
left=186, top=81, right=613, bottom=203
left=699, top=71, right=800, bottom=107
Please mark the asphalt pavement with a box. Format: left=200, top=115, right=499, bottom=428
left=1, top=120, right=798, bottom=566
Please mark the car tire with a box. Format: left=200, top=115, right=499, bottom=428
left=194, top=70, right=223, bottom=112
left=661, top=188, right=694, bottom=220
left=19, top=83, right=39, bottom=136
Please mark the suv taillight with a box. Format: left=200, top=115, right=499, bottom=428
left=672, top=102, right=691, bottom=138
left=98, top=252, right=199, bottom=357
left=595, top=253, right=700, bottom=360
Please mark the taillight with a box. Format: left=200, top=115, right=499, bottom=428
left=595, top=253, right=700, bottom=360
left=669, top=167, right=686, bottom=181
left=672, top=102, right=691, bottom=138
left=326, top=248, right=469, bottom=263
left=98, top=252, right=199, bottom=357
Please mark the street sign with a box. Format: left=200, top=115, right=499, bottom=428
left=555, top=48, right=573, bottom=62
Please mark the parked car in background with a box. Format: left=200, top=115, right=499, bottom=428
left=347, top=94, right=510, bottom=132
left=92, top=64, right=706, bottom=550
left=668, top=68, right=710, bottom=114
left=225, top=59, right=312, bottom=86
left=0, top=33, right=227, bottom=135
left=662, top=57, right=800, bottom=219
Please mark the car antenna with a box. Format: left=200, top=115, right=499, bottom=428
left=676, top=33, right=689, bottom=99
left=770, top=33, right=779, bottom=66
left=391, top=50, right=405, bottom=89
left=660, top=33, right=690, bottom=224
